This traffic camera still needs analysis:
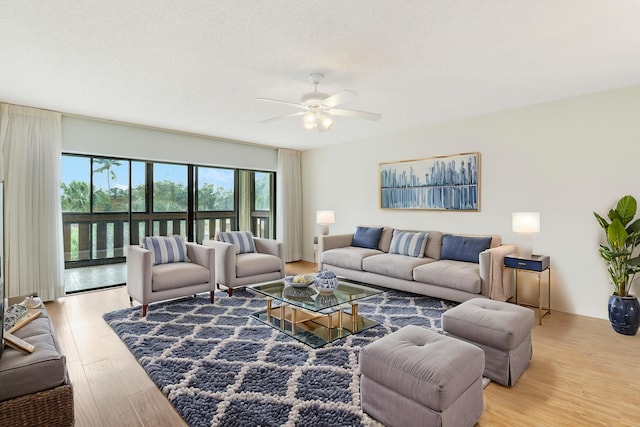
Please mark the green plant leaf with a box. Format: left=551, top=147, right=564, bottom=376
left=607, top=219, right=629, bottom=250
left=608, top=208, right=622, bottom=224
left=616, top=195, right=637, bottom=225
left=594, top=212, right=609, bottom=229
left=627, top=218, right=640, bottom=234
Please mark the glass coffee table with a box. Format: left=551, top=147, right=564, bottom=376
left=248, top=278, right=384, bottom=348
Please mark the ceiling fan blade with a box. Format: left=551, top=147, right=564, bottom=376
left=259, top=111, right=305, bottom=124
left=321, top=90, right=357, bottom=108
left=256, top=98, right=307, bottom=110
left=328, top=108, right=382, bottom=121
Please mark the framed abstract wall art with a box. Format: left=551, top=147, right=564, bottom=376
left=379, top=152, right=480, bottom=211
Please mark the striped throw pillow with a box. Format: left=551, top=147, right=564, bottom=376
left=142, top=235, right=190, bottom=265
left=389, top=230, right=428, bottom=258
left=218, top=231, right=256, bottom=254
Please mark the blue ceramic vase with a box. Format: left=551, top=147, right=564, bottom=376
left=608, top=295, right=640, bottom=336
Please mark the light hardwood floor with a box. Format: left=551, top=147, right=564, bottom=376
left=45, top=261, right=640, bottom=426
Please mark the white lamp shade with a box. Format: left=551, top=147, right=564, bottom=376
left=512, top=212, right=540, bottom=233
left=317, top=115, right=334, bottom=132
left=316, top=210, right=335, bottom=225
left=303, top=112, right=316, bottom=130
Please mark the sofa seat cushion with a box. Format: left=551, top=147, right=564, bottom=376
left=152, top=262, right=210, bottom=291
left=413, top=260, right=481, bottom=293
left=363, top=253, right=435, bottom=281
left=321, top=247, right=382, bottom=271
left=0, top=321, right=67, bottom=402
left=236, top=252, right=282, bottom=278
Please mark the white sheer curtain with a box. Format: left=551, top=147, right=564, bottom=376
left=0, top=103, right=65, bottom=301
left=276, top=148, right=303, bottom=262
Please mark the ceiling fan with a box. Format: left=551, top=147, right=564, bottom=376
left=257, top=73, right=382, bottom=132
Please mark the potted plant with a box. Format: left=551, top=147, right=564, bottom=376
left=594, top=194, right=640, bottom=335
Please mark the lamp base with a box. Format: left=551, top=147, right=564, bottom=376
left=517, top=233, right=533, bottom=259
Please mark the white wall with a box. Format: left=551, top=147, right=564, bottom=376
left=62, top=116, right=278, bottom=171
left=302, top=83, right=640, bottom=320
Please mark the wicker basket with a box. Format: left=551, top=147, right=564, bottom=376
left=0, top=383, right=74, bottom=426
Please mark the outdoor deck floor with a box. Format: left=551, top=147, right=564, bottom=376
left=64, top=263, right=126, bottom=294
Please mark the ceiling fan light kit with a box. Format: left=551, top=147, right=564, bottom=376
left=257, top=73, right=381, bottom=132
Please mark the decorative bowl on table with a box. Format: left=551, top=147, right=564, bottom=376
left=315, top=270, right=339, bottom=293
left=284, top=274, right=315, bottom=288
left=282, top=285, right=316, bottom=303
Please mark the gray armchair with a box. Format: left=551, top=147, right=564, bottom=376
left=126, top=242, right=215, bottom=316
left=203, top=235, right=285, bottom=295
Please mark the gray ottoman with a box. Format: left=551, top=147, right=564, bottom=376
left=442, top=298, right=535, bottom=387
left=359, top=325, right=484, bottom=427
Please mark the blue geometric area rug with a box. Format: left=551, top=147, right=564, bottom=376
left=103, top=289, right=458, bottom=427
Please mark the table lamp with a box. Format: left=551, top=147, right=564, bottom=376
left=512, top=212, right=540, bottom=258
left=316, top=210, right=335, bottom=235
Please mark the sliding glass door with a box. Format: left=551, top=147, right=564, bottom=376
left=61, top=154, right=275, bottom=293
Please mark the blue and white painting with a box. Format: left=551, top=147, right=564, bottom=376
left=380, top=152, right=480, bottom=210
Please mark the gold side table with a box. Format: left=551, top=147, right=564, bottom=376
left=504, top=255, right=551, bottom=325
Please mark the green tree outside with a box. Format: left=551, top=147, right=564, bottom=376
left=62, top=180, right=233, bottom=213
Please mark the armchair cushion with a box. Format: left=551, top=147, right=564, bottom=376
left=142, top=235, right=189, bottom=265
left=236, top=252, right=283, bottom=278
left=151, top=262, right=211, bottom=292
left=218, top=231, right=256, bottom=254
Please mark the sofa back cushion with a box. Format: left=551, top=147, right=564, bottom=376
left=143, top=235, right=190, bottom=265
left=424, top=231, right=443, bottom=259
left=389, top=230, right=429, bottom=258
left=378, top=226, right=394, bottom=252
left=352, top=226, right=384, bottom=249
left=440, top=234, right=492, bottom=263
left=218, top=231, right=256, bottom=254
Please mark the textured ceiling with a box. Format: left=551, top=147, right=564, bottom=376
left=2, top=1, right=640, bottom=150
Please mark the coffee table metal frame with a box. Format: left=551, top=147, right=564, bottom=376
left=247, top=278, right=384, bottom=348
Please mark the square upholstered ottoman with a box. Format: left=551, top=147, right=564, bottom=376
left=442, top=298, right=535, bottom=387
left=359, top=325, right=484, bottom=427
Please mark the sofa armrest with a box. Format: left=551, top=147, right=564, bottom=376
left=186, top=242, right=215, bottom=285
left=126, top=245, right=153, bottom=303
left=318, top=233, right=354, bottom=253
left=254, top=238, right=285, bottom=276
left=318, top=233, right=355, bottom=270
left=479, top=244, right=517, bottom=300
left=254, top=237, right=282, bottom=258
left=202, top=239, right=236, bottom=285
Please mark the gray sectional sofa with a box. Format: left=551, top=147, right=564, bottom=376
left=318, top=226, right=516, bottom=303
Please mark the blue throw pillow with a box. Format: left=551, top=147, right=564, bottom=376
left=142, top=235, right=190, bottom=266
left=389, top=230, right=428, bottom=258
left=218, top=231, right=256, bottom=254
left=440, top=234, right=492, bottom=263
left=352, top=226, right=384, bottom=249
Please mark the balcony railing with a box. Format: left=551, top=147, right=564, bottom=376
left=63, top=211, right=272, bottom=268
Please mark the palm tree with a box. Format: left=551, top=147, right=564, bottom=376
left=93, top=158, right=122, bottom=191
